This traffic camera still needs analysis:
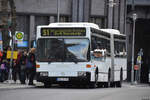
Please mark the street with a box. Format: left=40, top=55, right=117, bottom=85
left=0, top=83, right=150, bottom=100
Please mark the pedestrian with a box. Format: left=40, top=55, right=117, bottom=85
left=0, top=50, right=2, bottom=82
left=1, top=47, right=7, bottom=61
left=26, top=48, right=36, bottom=85
left=0, top=46, right=12, bottom=82
left=12, top=59, right=17, bottom=82
left=20, top=50, right=27, bottom=84
left=0, top=50, right=3, bottom=61
left=12, top=50, right=22, bottom=83
left=0, top=60, right=8, bottom=82
left=0, top=50, right=3, bottom=65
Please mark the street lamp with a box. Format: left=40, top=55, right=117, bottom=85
left=131, top=13, right=137, bottom=85
left=57, top=0, right=60, bottom=22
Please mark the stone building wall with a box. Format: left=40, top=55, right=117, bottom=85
left=0, top=0, right=126, bottom=48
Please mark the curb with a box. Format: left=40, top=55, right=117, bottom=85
left=0, top=80, right=44, bottom=90
left=122, top=82, right=149, bottom=88
left=0, top=80, right=36, bottom=90
left=0, top=83, right=35, bottom=90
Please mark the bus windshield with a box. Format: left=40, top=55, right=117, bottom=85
left=37, top=38, right=90, bottom=62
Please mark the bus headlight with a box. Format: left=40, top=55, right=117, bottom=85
left=78, top=71, right=86, bottom=77
left=40, top=72, right=48, bottom=76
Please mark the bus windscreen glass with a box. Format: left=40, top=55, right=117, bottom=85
left=36, top=38, right=90, bottom=62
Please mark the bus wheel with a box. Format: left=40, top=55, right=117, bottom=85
left=116, top=81, right=121, bottom=87
left=89, top=71, right=98, bottom=88
left=95, top=69, right=98, bottom=84
left=108, top=68, right=111, bottom=87
left=104, top=82, right=108, bottom=88
left=116, top=68, right=123, bottom=88
left=88, top=82, right=96, bottom=88
left=97, top=82, right=103, bottom=88
left=110, top=82, right=115, bottom=87
left=44, top=82, right=51, bottom=88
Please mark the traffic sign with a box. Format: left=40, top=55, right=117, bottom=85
left=134, top=65, right=139, bottom=70
left=137, top=56, right=142, bottom=64
left=15, top=31, right=24, bottom=40
left=137, top=56, right=141, bottom=61
left=6, top=50, right=18, bottom=59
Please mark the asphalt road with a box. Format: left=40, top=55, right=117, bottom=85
left=0, top=84, right=150, bottom=100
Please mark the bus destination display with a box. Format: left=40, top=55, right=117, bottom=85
left=41, top=28, right=86, bottom=36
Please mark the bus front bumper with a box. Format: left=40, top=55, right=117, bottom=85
left=36, top=72, right=91, bottom=84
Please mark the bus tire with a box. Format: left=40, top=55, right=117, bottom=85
left=44, top=82, right=51, bottom=88
left=108, top=68, right=111, bottom=87
left=95, top=69, right=98, bottom=84
left=116, top=68, right=123, bottom=88
left=88, top=82, right=96, bottom=88
left=104, top=82, right=108, bottom=88
left=97, top=82, right=103, bottom=88
left=110, top=82, right=115, bottom=87
left=89, top=70, right=98, bottom=88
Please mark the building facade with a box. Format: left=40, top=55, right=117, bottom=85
left=0, top=0, right=126, bottom=48
left=127, top=0, right=150, bottom=83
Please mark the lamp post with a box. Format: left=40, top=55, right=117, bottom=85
left=131, top=13, right=137, bottom=85
left=57, top=0, right=60, bottom=22
left=108, top=0, right=114, bottom=29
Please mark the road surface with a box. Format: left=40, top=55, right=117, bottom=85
left=0, top=83, right=149, bottom=100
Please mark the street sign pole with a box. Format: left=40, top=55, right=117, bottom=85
left=8, top=35, right=15, bottom=83
left=131, top=13, right=137, bottom=85
left=57, top=0, right=60, bottom=22
left=139, top=63, right=141, bottom=83
left=8, top=31, right=24, bottom=83
left=134, top=65, right=139, bottom=84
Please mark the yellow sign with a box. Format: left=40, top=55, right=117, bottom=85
left=41, top=28, right=86, bottom=36
left=15, top=31, right=24, bottom=40
left=7, top=51, right=18, bottom=59
left=137, top=56, right=142, bottom=62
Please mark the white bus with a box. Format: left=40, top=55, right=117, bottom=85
left=36, top=23, right=127, bottom=88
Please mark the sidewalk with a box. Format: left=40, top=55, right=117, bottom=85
left=122, top=82, right=150, bottom=88
left=0, top=80, right=36, bottom=90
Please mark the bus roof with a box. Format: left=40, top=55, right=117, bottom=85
left=100, top=29, right=120, bottom=35
left=47, top=22, right=100, bottom=29
left=37, top=23, right=125, bottom=36
left=100, top=29, right=125, bottom=36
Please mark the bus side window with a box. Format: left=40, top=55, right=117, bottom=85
left=91, top=49, right=106, bottom=61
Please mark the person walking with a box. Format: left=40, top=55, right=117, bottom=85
left=20, top=50, right=27, bottom=84
left=0, top=50, right=3, bottom=82
left=26, top=48, right=36, bottom=85
left=0, top=60, right=8, bottom=82
left=12, top=50, right=22, bottom=83
left=0, top=47, right=10, bottom=82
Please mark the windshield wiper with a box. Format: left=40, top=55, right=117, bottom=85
left=73, top=60, right=78, bottom=64
left=70, top=58, right=78, bottom=64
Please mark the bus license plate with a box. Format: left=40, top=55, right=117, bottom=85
left=57, top=78, right=69, bottom=81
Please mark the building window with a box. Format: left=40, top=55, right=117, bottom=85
left=90, top=17, right=105, bottom=28
left=35, top=16, right=49, bottom=25
left=16, top=15, right=29, bottom=40
left=60, top=16, right=70, bottom=22
left=54, top=16, right=71, bottom=22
